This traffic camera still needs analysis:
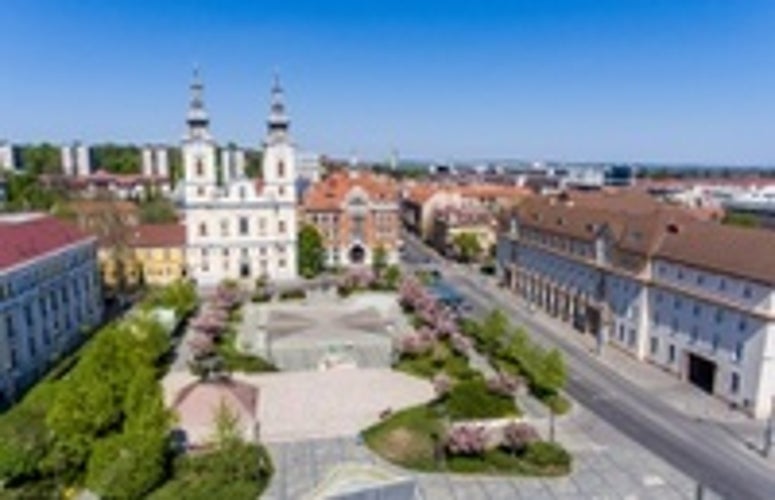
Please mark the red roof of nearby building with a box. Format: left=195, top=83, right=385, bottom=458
left=0, top=214, right=93, bottom=271
left=128, top=224, right=186, bottom=248
left=302, top=171, right=397, bottom=211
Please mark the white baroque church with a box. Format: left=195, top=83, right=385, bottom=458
left=180, top=70, right=298, bottom=285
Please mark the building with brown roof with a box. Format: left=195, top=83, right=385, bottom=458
left=400, top=184, right=462, bottom=241
left=497, top=195, right=775, bottom=418
left=66, top=199, right=141, bottom=237
left=99, top=223, right=186, bottom=290
left=0, top=213, right=103, bottom=406
left=430, top=206, right=497, bottom=262
left=301, top=171, right=400, bottom=268
left=401, top=182, right=530, bottom=241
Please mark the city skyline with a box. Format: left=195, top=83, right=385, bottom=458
left=2, top=1, right=775, bottom=165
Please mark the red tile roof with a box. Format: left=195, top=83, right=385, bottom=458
left=128, top=224, right=186, bottom=248
left=0, top=214, right=93, bottom=271
left=303, top=171, right=397, bottom=211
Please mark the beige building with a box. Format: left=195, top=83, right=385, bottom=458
left=430, top=207, right=496, bottom=261
left=301, top=171, right=400, bottom=267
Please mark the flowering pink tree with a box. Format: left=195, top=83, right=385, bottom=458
left=445, top=425, right=488, bottom=457
left=341, top=268, right=376, bottom=290
left=210, top=284, right=244, bottom=311
left=486, top=371, right=522, bottom=397
left=190, top=312, right=226, bottom=337
left=189, top=332, right=215, bottom=359
left=397, top=333, right=433, bottom=357
left=501, top=422, right=540, bottom=454
left=435, top=313, right=459, bottom=340
left=398, top=276, right=426, bottom=311
left=450, top=332, right=473, bottom=356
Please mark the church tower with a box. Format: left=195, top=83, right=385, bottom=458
left=261, top=75, right=296, bottom=204
left=182, top=67, right=218, bottom=197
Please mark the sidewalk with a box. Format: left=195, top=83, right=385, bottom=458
left=473, top=272, right=775, bottom=466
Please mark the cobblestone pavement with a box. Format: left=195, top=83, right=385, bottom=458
left=263, top=401, right=722, bottom=500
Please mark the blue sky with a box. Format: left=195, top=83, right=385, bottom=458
left=1, top=0, right=774, bottom=165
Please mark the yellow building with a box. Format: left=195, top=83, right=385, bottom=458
left=430, top=207, right=497, bottom=261
left=100, top=224, right=186, bottom=290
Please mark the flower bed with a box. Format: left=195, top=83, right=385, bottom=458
left=362, top=403, right=570, bottom=476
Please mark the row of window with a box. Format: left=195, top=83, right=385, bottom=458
left=653, top=294, right=750, bottom=330
left=0, top=246, right=95, bottom=301
left=198, top=217, right=287, bottom=237
left=201, top=258, right=286, bottom=273
left=200, top=245, right=287, bottom=258
left=650, top=317, right=746, bottom=361
left=656, top=262, right=755, bottom=299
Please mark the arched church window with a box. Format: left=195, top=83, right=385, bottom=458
left=199, top=222, right=207, bottom=237
left=196, top=158, right=204, bottom=176
left=277, top=160, right=285, bottom=178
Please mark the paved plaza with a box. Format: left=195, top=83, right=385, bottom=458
left=264, top=403, right=722, bottom=500
left=238, top=292, right=409, bottom=371
left=253, top=368, right=434, bottom=443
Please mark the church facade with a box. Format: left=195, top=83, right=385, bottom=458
left=180, top=71, right=298, bottom=285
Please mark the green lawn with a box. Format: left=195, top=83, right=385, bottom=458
left=394, top=340, right=479, bottom=381
left=216, top=328, right=277, bottom=374
left=363, top=403, right=569, bottom=476
left=362, top=405, right=444, bottom=471
left=439, top=379, right=520, bottom=420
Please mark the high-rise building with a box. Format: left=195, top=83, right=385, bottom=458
left=61, top=142, right=91, bottom=177
left=141, top=145, right=170, bottom=179
left=0, top=141, right=17, bottom=172
left=180, top=70, right=298, bottom=285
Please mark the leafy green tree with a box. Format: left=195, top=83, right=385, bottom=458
left=86, top=369, right=170, bottom=499
left=4, top=172, right=68, bottom=211
left=383, top=264, right=402, bottom=290
left=20, top=143, right=61, bottom=175
left=140, top=196, right=178, bottom=224
left=91, top=144, right=141, bottom=174
left=452, top=232, right=483, bottom=262
left=372, top=244, right=388, bottom=276
left=244, top=150, right=263, bottom=178
left=297, top=224, right=325, bottom=278
left=478, top=309, right=509, bottom=353
left=537, top=349, right=567, bottom=393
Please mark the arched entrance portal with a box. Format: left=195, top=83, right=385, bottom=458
left=349, top=244, right=366, bottom=265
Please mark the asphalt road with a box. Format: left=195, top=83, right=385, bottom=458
left=401, top=235, right=775, bottom=500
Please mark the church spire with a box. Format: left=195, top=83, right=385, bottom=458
left=267, top=72, right=290, bottom=141
left=187, top=65, right=210, bottom=139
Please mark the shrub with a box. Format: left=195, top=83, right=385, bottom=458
left=279, top=288, right=306, bottom=300
left=501, top=422, right=540, bottom=454
left=149, top=441, right=273, bottom=500
left=486, top=372, right=522, bottom=397
left=544, top=393, right=572, bottom=415
left=251, top=292, right=271, bottom=303
left=444, top=425, right=488, bottom=457
left=444, top=379, right=518, bottom=420
left=523, top=441, right=572, bottom=469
